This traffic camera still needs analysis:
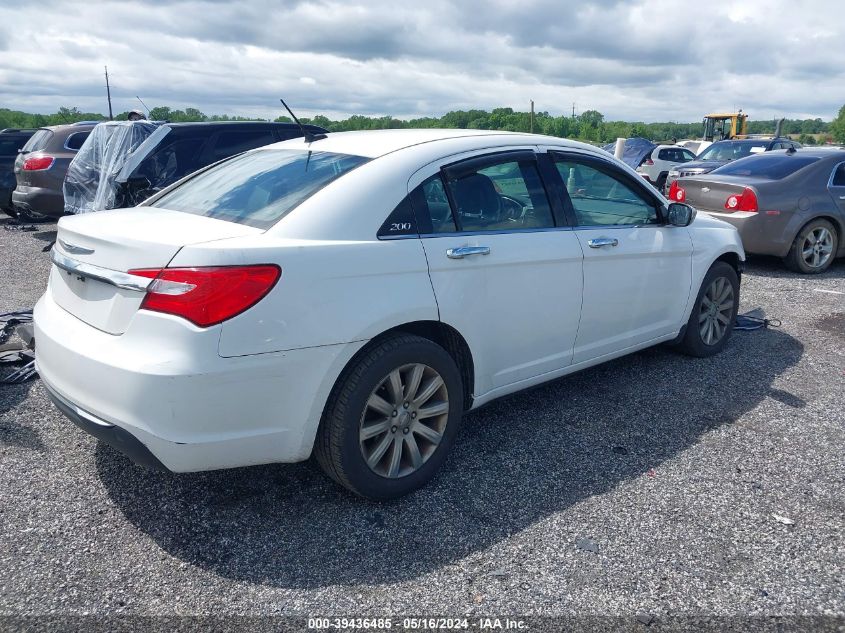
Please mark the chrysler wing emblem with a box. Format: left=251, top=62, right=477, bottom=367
left=701, top=187, right=711, bottom=193
left=58, top=239, right=95, bottom=255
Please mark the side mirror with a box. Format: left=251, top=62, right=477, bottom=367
left=666, top=202, right=696, bottom=227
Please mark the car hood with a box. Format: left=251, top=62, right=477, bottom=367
left=672, top=160, right=725, bottom=173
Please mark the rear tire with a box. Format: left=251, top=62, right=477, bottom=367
left=315, top=333, right=464, bottom=500
left=656, top=173, right=668, bottom=192
left=676, top=262, right=739, bottom=358
left=784, top=219, right=838, bottom=274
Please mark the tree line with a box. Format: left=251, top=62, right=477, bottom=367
left=2, top=105, right=842, bottom=145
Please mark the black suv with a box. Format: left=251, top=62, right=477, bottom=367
left=0, top=128, right=36, bottom=217
left=64, top=121, right=329, bottom=214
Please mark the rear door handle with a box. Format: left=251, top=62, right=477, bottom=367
left=587, top=237, right=619, bottom=248
left=446, top=246, right=491, bottom=259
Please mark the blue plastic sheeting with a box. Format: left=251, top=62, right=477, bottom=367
left=601, top=137, right=657, bottom=169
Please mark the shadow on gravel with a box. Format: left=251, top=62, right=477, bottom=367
left=744, top=255, right=845, bottom=279
left=97, top=326, right=803, bottom=589
left=0, top=381, right=43, bottom=451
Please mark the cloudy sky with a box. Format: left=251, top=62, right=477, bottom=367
left=0, top=0, right=842, bottom=122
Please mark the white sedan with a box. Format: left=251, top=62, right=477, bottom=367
left=35, top=129, right=744, bottom=499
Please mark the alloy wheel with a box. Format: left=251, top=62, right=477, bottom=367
left=801, top=227, right=834, bottom=269
left=699, top=277, right=734, bottom=346
left=359, top=363, right=449, bottom=479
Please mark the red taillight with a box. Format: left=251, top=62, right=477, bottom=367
left=644, top=158, right=654, bottom=166
left=129, top=265, right=281, bottom=328
left=724, top=187, right=758, bottom=212
left=668, top=180, right=685, bottom=202
left=22, top=154, right=55, bottom=171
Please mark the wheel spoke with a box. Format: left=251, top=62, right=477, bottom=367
left=366, top=433, right=393, bottom=468
left=716, top=283, right=732, bottom=305
left=418, top=400, right=449, bottom=420
left=367, top=393, right=394, bottom=417
left=413, top=375, right=444, bottom=406
left=806, top=233, right=817, bottom=245
left=387, top=437, right=403, bottom=477
left=699, top=320, right=710, bottom=339
left=360, top=419, right=390, bottom=441
left=716, top=311, right=730, bottom=325
left=404, top=364, right=424, bottom=401
left=404, top=435, right=423, bottom=469
left=387, top=370, right=404, bottom=406
left=817, top=228, right=829, bottom=244
left=413, top=422, right=443, bottom=446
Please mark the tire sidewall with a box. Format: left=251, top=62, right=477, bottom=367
left=789, top=220, right=838, bottom=274
left=682, top=262, right=739, bottom=357
left=334, top=338, right=464, bottom=500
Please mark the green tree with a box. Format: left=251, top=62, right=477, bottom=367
left=831, top=105, right=845, bottom=144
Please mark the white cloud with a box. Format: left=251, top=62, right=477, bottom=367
left=0, top=0, right=842, bottom=122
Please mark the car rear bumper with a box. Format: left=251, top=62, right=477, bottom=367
left=12, top=185, right=65, bottom=217
left=34, top=290, right=363, bottom=471
left=698, top=210, right=793, bottom=257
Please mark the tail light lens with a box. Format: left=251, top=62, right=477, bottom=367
left=724, top=187, right=758, bottom=212
left=644, top=158, right=654, bottom=166
left=22, top=154, right=55, bottom=171
left=129, top=265, right=281, bottom=327
left=668, top=181, right=686, bottom=202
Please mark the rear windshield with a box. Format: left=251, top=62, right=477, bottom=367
left=711, top=155, right=820, bottom=179
left=151, top=149, right=369, bottom=229
left=22, top=129, right=52, bottom=153
left=697, top=141, right=768, bottom=162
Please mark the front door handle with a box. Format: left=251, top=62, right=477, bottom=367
left=587, top=237, right=619, bottom=248
left=446, top=246, right=491, bottom=259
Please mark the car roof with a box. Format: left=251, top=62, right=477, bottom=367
left=259, top=128, right=603, bottom=159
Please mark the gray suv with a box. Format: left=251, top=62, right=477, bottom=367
left=12, top=122, right=96, bottom=221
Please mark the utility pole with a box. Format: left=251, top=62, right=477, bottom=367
left=104, top=66, right=113, bottom=120
left=530, top=100, right=534, bottom=133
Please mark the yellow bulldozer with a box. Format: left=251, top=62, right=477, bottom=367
left=702, top=110, right=748, bottom=141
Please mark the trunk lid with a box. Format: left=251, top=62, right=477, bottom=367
left=50, top=207, right=262, bottom=334
left=678, top=175, right=763, bottom=213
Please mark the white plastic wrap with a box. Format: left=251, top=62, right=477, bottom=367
left=64, top=121, right=160, bottom=214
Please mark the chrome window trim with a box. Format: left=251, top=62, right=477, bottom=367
left=50, top=249, right=151, bottom=292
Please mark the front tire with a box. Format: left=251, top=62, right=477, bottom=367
left=315, top=334, right=464, bottom=500
left=784, top=219, right=838, bottom=274
left=677, top=262, right=739, bottom=358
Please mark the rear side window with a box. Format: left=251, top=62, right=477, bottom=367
left=65, top=131, right=90, bottom=151
left=831, top=163, right=845, bottom=187
left=658, top=148, right=696, bottom=163
left=22, top=129, right=52, bottom=152
left=712, top=155, right=820, bottom=179
left=151, top=149, right=369, bottom=229
left=209, top=130, right=276, bottom=162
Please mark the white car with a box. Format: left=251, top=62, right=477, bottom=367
left=636, top=144, right=697, bottom=191
left=35, top=129, right=745, bottom=499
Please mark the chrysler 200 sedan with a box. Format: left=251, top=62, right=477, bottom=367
left=34, top=129, right=745, bottom=499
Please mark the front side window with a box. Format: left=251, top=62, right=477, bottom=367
left=443, top=159, right=555, bottom=232
left=555, top=158, right=659, bottom=226
left=209, top=130, right=276, bottom=162
left=151, top=149, right=369, bottom=229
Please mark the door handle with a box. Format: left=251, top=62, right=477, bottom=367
left=446, top=246, right=491, bottom=259
left=587, top=237, right=619, bottom=248
left=840, top=196, right=845, bottom=200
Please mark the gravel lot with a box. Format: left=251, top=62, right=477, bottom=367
left=0, top=218, right=843, bottom=625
